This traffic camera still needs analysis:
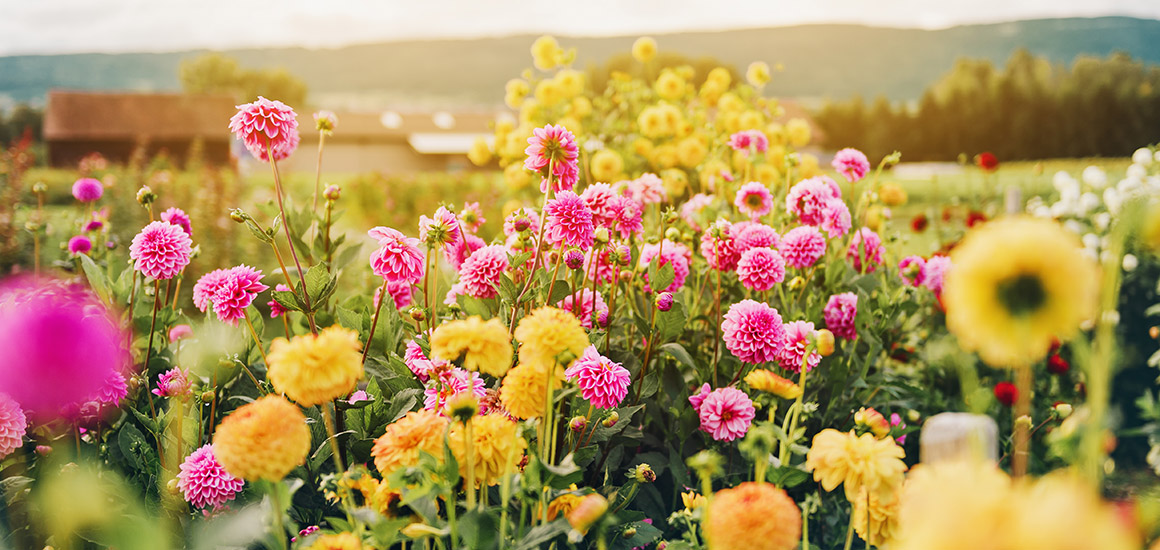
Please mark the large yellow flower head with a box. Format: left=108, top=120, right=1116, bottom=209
left=448, top=413, right=527, bottom=486
left=1006, top=471, right=1139, bottom=550
left=853, top=487, right=901, bottom=547
left=467, top=137, right=492, bottom=167
left=499, top=362, right=563, bottom=419
left=677, top=136, right=708, bottom=168
left=805, top=429, right=907, bottom=503
left=213, top=395, right=310, bottom=481
left=547, top=485, right=583, bottom=520
left=266, top=325, right=363, bottom=407
left=305, top=532, right=368, bottom=550
left=704, top=482, right=801, bottom=550
left=590, top=149, right=624, bottom=182
left=555, top=69, right=585, bottom=99
left=707, top=66, right=732, bottom=89
left=632, top=36, right=657, bottom=63
left=943, top=216, right=1099, bottom=368
left=371, top=410, right=449, bottom=478
left=430, top=317, right=513, bottom=377
left=513, top=307, right=589, bottom=368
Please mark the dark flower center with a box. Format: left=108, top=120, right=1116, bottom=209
left=997, top=273, right=1046, bottom=316
left=746, top=194, right=763, bottom=208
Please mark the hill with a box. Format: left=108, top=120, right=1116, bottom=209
left=2, top=17, right=1160, bottom=107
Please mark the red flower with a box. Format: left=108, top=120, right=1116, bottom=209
left=966, top=210, right=987, bottom=227
left=976, top=152, right=999, bottom=172
left=941, top=206, right=954, bottom=222
left=994, top=382, right=1018, bottom=407
left=910, top=214, right=929, bottom=233
left=1047, top=354, right=1070, bottom=375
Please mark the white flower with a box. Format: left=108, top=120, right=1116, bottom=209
left=1051, top=201, right=1074, bottom=218
left=1082, top=233, right=1100, bottom=250
left=1064, top=219, right=1084, bottom=235
left=1093, top=212, right=1111, bottom=231
left=1052, top=170, right=1075, bottom=191
left=1082, top=166, right=1107, bottom=189
left=1154, top=149, right=1160, bottom=163
left=1127, top=164, right=1147, bottom=181
left=1078, top=192, right=1100, bottom=214
left=1102, top=187, right=1122, bottom=215
left=1133, top=147, right=1153, bottom=165
left=1123, top=254, right=1138, bottom=272
left=1032, top=205, right=1052, bottom=218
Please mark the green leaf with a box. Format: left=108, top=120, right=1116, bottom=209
left=546, top=280, right=572, bottom=306
left=660, top=343, right=698, bottom=371
left=651, top=261, right=675, bottom=294
left=78, top=254, right=112, bottom=304
left=513, top=522, right=569, bottom=550
left=243, top=218, right=274, bottom=244
left=272, top=290, right=304, bottom=313
left=458, top=509, right=500, bottom=550
left=768, top=465, right=810, bottom=488
left=656, top=301, right=687, bottom=342
left=336, top=306, right=363, bottom=332
left=304, top=264, right=337, bottom=307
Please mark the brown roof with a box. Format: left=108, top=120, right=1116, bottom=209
left=44, top=90, right=237, bottom=141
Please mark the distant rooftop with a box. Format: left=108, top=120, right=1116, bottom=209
left=44, top=90, right=237, bottom=141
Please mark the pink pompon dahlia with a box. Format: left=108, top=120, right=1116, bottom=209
left=458, top=244, right=510, bottom=299
left=424, top=367, right=486, bottom=414
left=369, top=226, right=425, bottom=284
left=228, top=96, right=300, bottom=162
left=68, top=235, right=92, bottom=255
left=584, top=246, right=621, bottom=285
left=267, top=283, right=292, bottom=318
left=72, top=177, right=103, bottom=202
left=733, top=222, right=780, bottom=252
left=898, top=255, right=926, bottom=287
left=153, top=367, right=192, bottom=398
left=0, top=393, right=26, bottom=460
left=697, top=387, right=755, bottom=442
left=524, top=124, right=580, bottom=193
left=920, top=255, right=952, bottom=297
left=786, top=177, right=842, bottom=226
left=445, top=232, right=485, bottom=270
left=820, top=198, right=852, bottom=238
left=824, top=292, right=858, bottom=340
left=689, top=383, right=712, bottom=413
left=207, top=265, right=268, bottom=326
left=556, top=289, right=609, bottom=329
left=779, top=226, right=827, bottom=269
left=721, top=299, right=786, bottom=364
left=735, top=181, right=773, bottom=220
left=193, top=268, right=231, bottom=313
left=94, top=369, right=128, bottom=406
left=776, top=320, right=821, bottom=373
left=161, top=207, right=193, bottom=236
left=832, top=148, right=870, bottom=182
left=624, top=173, right=667, bottom=205
left=544, top=191, right=595, bottom=249
left=847, top=227, right=884, bottom=272
left=612, top=195, right=644, bottom=239
left=700, top=221, right=741, bottom=272
left=178, top=444, right=245, bottom=511
left=737, top=248, right=786, bottom=291
left=581, top=183, right=620, bottom=228
left=169, top=324, right=193, bottom=342
left=639, top=240, right=692, bottom=293
left=728, top=129, right=769, bottom=156
left=418, top=206, right=462, bottom=249
left=459, top=202, right=486, bottom=234
left=565, top=346, right=631, bottom=409
left=129, top=221, right=192, bottom=280
left=680, top=193, right=714, bottom=231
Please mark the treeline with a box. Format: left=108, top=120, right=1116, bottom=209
left=0, top=105, right=42, bottom=146
left=815, top=49, right=1160, bottom=161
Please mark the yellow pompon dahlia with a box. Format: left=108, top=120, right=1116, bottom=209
left=805, top=429, right=907, bottom=503
left=430, top=317, right=513, bottom=377
left=213, top=395, right=310, bottom=481
left=892, top=461, right=1013, bottom=550
left=467, top=137, right=492, bottom=167
left=745, top=369, right=802, bottom=400
left=943, top=216, right=1099, bottom=368
left=786, top=117, right=812, bottom=147
left=1007, top=471, right=1138, bottom=550
left=631, top=36, right=657, bottom=63
left=655, top=71, right=686, bottom=101
left=704, top=482, right=800, bottom=550
left=305, top=532, right=368, bottom=550
left=513, top=307, right=589, bottom=368
left=448, top=413, right=527, bottom=486
left=590, top=149, right=624, bottom=182
left=531, top=35, right=562, bottom=71
left=266, top=325, right=363, bottom=407
left=499, top=362, right=563, bottom=419
left=371, top=410, right=449, bottom=478
left=852, top=487, right=901, bottom=547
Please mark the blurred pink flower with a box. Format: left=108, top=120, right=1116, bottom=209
left=776, top=321, right=820, bottom=373
left=824, top=292, right=858, bottom=340
left=787, top=177, right=842, bottom=226
left=153, top=368, right=192, bottom=398
left=832, top=148, right=870, bottom=182
left=734, top=182, right=773, bottom=220
left=921, top=255, right=952, bottom=297
left=728, top=130, right=769, bottom=155
left=847, top=228, right=884, bottom=272
left=700, top=221, right=741, bottom=272
left=72, top=177, right=103, bottom=202
left=623, top=173, right=666, bottom=205
left=459, top=202, right=486, bottom=234
left=169, top=324, right=193, bottom=342
left=898, top=256, right=926, bottom=287
left=68, top=235, right=92, bottom=255
left=680, top=193, right=714, bottom=231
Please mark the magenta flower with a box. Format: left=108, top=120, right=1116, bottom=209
left=824, top=292, right=858, bottom=340
left=697, top=387, right=755, bottom=442
left=404, top=340, right=438, bottom=383
left=0, top=393, right=26, bottom=460
left=832, top=148, right=870, bottom=182
left=733, top=222, right=780, bottom=252
left=734, top=181, right=773, bottom=220
left=72, top=178, right=103, bottom=202
left=208, top=265, right=268, bottom=326
left=565, top=346, right=631, bottom=409
left=776, top=320, right=821, bottom=373
left=700, top=221, right=741, bottom=272
left=368, top=226, right=425, bottom=284
left=459, top=202, right=486, bottom=234
left=612, top=195, right=644, bottom=239
left=639, top=239, right=692, bottom=293
left=424, top=367, right=486, bottom=414
left=624, top=173, right=667, bottom=205
left=153, top=367, right=192, bottom=398
left=898, top=255, right=926, bottom=287
left=93, top=369, right=128, bottom=407
left=580, top=183, right=620, bottom=228
left=688, top=383, right=711, bottom=413
left=169, top=324, right=193, bottom=342
left=228, top=96, right=300, bottom=162
left=129, top=221, right=192, bottom=280
left=544, top=191, right=595, bottom=250
left=921, top=255, right=952, bottom=297
left=458, top=245, right=510, bottom=299
left=418, top=206, right=462, bottom=249
left=721, top=299, right=786, bottom=364
left=193, top=268, right=231, bottom=313
left=737, top=248, right=786, bottom=291
left=847, top=227, right=884, bottom=272
left=445, top=233, right=485, bottom=271
left=728, top=130, right=769, bottom=156
left=556, top=289, right=608, bottom=329
left=779, top=226, right=827, bottom=269
left=374, top=280, right=415, bottom=310
left=504, top=208, right=540, bottom=236
left=787, top=176, right=842, bottom=226
left=655, top=292, right=673, bottom=312
left=178, top=444, right=245, bottom=511
left=348, top=390, right=371, bottom=404
left=820, top=198, right=852, bottom=238
left=584, top=247, right=621, bottom=285
left=267, top=283, right=292, bottom=318
left=160, top=207, right=193, bottom=236
left=68, top=235, right=92, bottom=255
left=83, top=219, right=104, bottom=232
left=524, top=124, right=579, bottom=193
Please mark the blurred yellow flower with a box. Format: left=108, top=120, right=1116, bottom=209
left=755, top=163, right=781, bottom=186
left=878, top=182, right=907, bottom=206
left=567, top=494, right=609, bottom=534
left=739, top=110, right=765, bottom=131
left=944, top=217, right=1099, bottom=368
left=430, top=317, right=513, bottom=377
left=548, top=487, right=584, bottom=520
left=745, top=369, right=802, bottom=399
left=747, top=61, right=771, bottom=87
left=660, top=168, right=688, bottom=197
left=632, top=36, right=657, bottom=63
left=718, top=92, right=745, bottom=113
left=371, top=410, right=449, bottom=478
left=514, top=306, right=589, bottom=368
left=590, top=149, right=624, bottom=182
left=633, top=138, right=655, bottom=159
left=652, top=144, right=679, bottom=170
left=799, top=153, right=822, bottom=178
left=765, top=122, right=787, bottom=147
left=655, top=71, right=686, bottom=101
left=677, top=136, right=708, bottom=168
left=535, top=79, right=563, bottom=105
left=504, top=79, right=529, bottom=110
left=266, top=325, right=363, bottom=407
left=555, top=69, right=585, bottom=98
left=786, top=118, right=812, bottom=147
left=504, top=162, right=532, bottom=189
left=570, top=96, right=592, bottom=118
left=306, top=532, right=366, bottom=550
left=214, top=395, right=310, bottom=482
left=705, top=482, right=800, bottom=550
left=531, top=35, right=562, bottom=70
left=707, top=66, right=732, bottom=88
left=499, top=362, right=560, bottom=419
left=467, top=137, right=492, bottom=167
left=699, top=79, right=724, bottom=106
left=805, top=429, right=907, bottom=503
left=638, top=107, right=668, bottom=138
left=448, top=413, right=527, bottom=486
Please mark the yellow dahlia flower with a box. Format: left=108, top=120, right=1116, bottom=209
left=852, top=487, right=900, bottom=547
left=707, top=66, right=732, bottom=88
left=467, top=137, right=492, bottom=167
left=744, top=369, right=802, bottom=399
left=448, top=413, right=527, bottom=486
left=306, top=532, right=367, bottom=550
left=655, top=71, right=686, bottom=101
left=534, top=79, right=562, bottom=106
left=877, top=182, right=908, bottom=206
left=631, top=37, right=657, bottom=63
left=371, top=410, right=449, bottom=477
left=513, top=307, right=589, bottom=368
left=805, top=429, right=907, bottom=503
left=504, top=162, right=531, bottom=189
left=504, top=79, right=529, bottom=110
left=531, top=35, right=562, bottom=71
left=747, top=61, right=771, bottom=87
left=499, top=362, right=562, bottom=419
left=213, top=395, right=310, bottom=481
left=430, top=317, right=513, bottom=377
left=555, top=69, right=585, bottom=98
left=653, top=145, right=679, bottom=170
left=704, top=482, right=800, bottom=550
left=786, top=118, right=812, bottom=147
left=266, top=325, right=363, bottom=407
left=638, top=107, right=668, bottom=138
left=677, top=136, right=708, bottom=168
left=943, top=216, right=1099, bottom=368
left=1006, top=471, right=1138, bottom=550
left=590, top=149, right=623, bottom=182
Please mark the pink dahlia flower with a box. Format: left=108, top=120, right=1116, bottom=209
left=623, top=173, right=667, bottom=205
left=178, top=444, right=245, bottom=511
left=565, top=346, right=631, bottom=409
left=404, top=340, right=438, bottom=383
left=424, top=367, right=486, bottom=414
left=369, top=226, right=425, bottom=284
left=697, top=387, right=756, bottom=442
left=0, top=393, right=26, bottom=459
left=129, top=221, right=193, bottom=280
left=544, top=191, right=595, bottom=249
left=524, top=124, right=580, bottom=193
left=721, top=299, right=786, bottom=364
left=737, top=248, right=786, bottom=291
left=689, top=383, right=712, bottom=413
left=735, top=181, right=773, bottom=220
left=556, top=289, right=609, bottom=329
left=820, top=198, right=852, bottom=238
left=72, top=177, right=103, bottom=202
left=921, top=255, right=952, bottom=297
left=776, top=320, right=821, bottom=373
left=228, top=96, right=300, bottom=162
left=445, top=232, right=485, bottom=270
left=832, top=148, right=870, bottom=182
left=700, top=221, right=741, bottom=272
left=93, top=369, right=128, bottom=407
left=581, top=183, right=620, bottom=228
left=898, top=255, right=926, bottom=287
left=374, top=280, right=414, bottom=310
left=824, top=292, right=858, bottom=340
left=68, top=235, right=92, bottom=255
left=733, top=222, right=780, bottom=252
left=779, top=226, right=827, bottom=269
left=459, top=202, right=486, bottom=234
left=847, top=227, right=884, bottom=272
left=206, top=265, right=268, bottom=326
left=787, top=177, right=842, bottom=226
left=728, top=129, right=769, bottom=155
left=161, top=207, right=193, bottom=236
left=458, top=245, right=510, bottom=299
left=639, top=240, right=692, bottom=293
left=267, top=283, right=292, bottom=318
left=169, top=324, right=193, bottom=342
left=584, top=246, right=621, bottom=285
left=193, top=268, right=231, bottom=313
left=153, top=367, right=192, bottom=398
left=419, top=206, right=462, bottom=249
left=680, top=193, right=715, bottom=231
left=612, top=195, right=644, bottom=239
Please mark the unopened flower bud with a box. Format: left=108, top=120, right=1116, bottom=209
left=618, top=271, right=634, bottom=283
left=548, top=250, right=560, bottom=265
left=1054, top=403, right=1073, bottom=419
left=409, top=307, right=426, bottom=322
left=631, top=463, right=656, bottom=483
left=402, top=522, right=443, bottom=539
left=623, top=527, right=637, bottom=538
left=24, top=221, right=40, bottom=232
left=1150, top=326, right=1159, bottom=340
left=854, top=407, right=890, bottom=438
left=447, top=302, right=462, bottom=314
left=136, top=185, right=156, bottom=205
left=593, top=227, right=610, bottom=245
left=167, top=478, right=180, bottom=494
left=655, top=292, right=673, bottom=312
left=566, top=494, right=609, bottom=534
left=513, top=217, right=531, bottom=233
left=323, top=184, right=341, bottom=201
left=36, top=445, right=52, bottom=456
left=602, top=411, right=619, bottom=428
left=815, top=329, right=835, bottom=356
left=617, top=245, right=632, bottom=267
left=663, top=210, right=679, bottom=225
left=569, top=416, right=588, bottom=433
left=597, top=310, right=609, bottom=328
left=564, top=250, right=585, bottom=271
left=664, top=227, right=681, bottom=241
left=31, top=182, right=47, bottom=194
left=201, top=390, right=215, bottom=403
left=657, top=542, right=667, bottom=550
left=787, top=276, right=805, bottom=291
left=906, top=409, right=921, bottom=423
left=686, top=449, right=723, bottom=478
left=229, top=209, right=246, bottom=223
left=1015, top=415, right=1033, bottom=430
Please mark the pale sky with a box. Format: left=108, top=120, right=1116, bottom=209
left=2, top=0, right=1159, bottom=56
